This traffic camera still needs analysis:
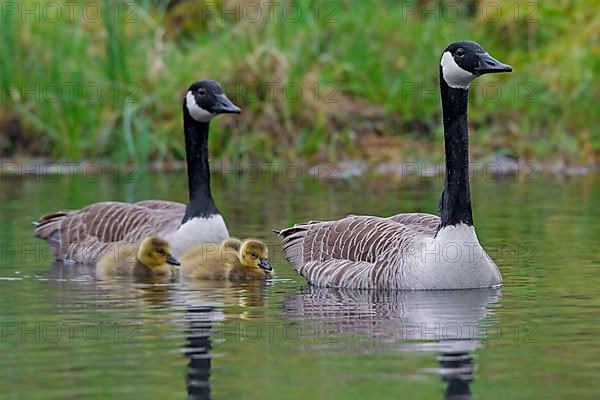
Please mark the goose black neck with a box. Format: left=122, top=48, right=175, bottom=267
left=439, top=72, right=473, bottom=229
left=182, top=110, right=219, bottom=223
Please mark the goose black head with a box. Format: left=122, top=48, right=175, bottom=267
left=440, top=41, right=512, bottom=89
left=184, top=80, right=241, bottom=122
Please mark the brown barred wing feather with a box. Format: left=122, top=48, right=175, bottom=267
left=278, top=215, right=433, bottom=289
left=134, top=200, right=186, bottom=212
left=34, top=201, right=184, bottom=263
left=387, top=213, right=440, bottom=236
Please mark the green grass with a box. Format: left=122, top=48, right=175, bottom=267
left=1, top=0, right=599, bottom=166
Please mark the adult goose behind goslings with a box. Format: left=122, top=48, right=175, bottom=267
left=277, top=41, right=511, bottom=289
left=34, top=80, right=241, bottom=262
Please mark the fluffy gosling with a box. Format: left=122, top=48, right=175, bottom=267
left=180, top=238, right=273, bottom=280
left=180, top=239, right=240, bottom=280
left=97, top=236, right=180, bottom=278
left=228, top=239, right=273, bottom=280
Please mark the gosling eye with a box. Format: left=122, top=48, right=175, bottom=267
left=157, top=249, right=166, bottom=256
left=250, top=252, right=258, bottom=259
left=456, top=48, right=465, bottom=57
left=197, top=88, right=207, bottom=96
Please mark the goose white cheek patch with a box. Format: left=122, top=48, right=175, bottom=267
left=440, top=52, right=474, bottom=89
left=186, top=91, right=216, bottom=122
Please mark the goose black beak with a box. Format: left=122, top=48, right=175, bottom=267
left=258, top=259, right=272, bottom=272
left=166, top=254, right=180, bottom=266
left=475, top=52, right=512, bottom=75
left=213, top=93, right=241, bottom=114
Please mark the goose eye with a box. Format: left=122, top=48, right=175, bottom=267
left=250, top=252, right=257, bottom=258
left=197, top=89, right=207, bottom=96
left=456, top=48, right=465, bottom=57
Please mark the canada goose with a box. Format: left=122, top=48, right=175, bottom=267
left=181, top=238, right=273, bottom=280
left=97, top=235, right=180, bottom=278
left=33, top=80, right=241, bottom=262
left=277, top=41, right=511, bottom=290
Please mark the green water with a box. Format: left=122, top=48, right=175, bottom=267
left=0, top=170, right=599, bottom=399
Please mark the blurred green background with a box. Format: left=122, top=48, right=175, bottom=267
left=1, top=0, right=599, bottom=166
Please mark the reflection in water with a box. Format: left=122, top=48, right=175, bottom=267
left=438, top=353, right=474, bottom=400
left=184, top=306, right=214, bottom=400
left=47, top=261, right=96, bottom=281
left=43, top=262, right=486, bottom=399
left=285, top=287, right=500, bottom=399
left=47, top=261, right=176, bottom=308
left=47, top=263, right=219, bottom=400
left=4, top=173, right=598, bottom=398
left=45, top=263, right=272, bottom=400
left=180, top=280, right=270, bottom=400
left=46, top=263, right=217, bottom=399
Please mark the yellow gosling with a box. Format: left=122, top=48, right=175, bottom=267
left=97, top=236, right=180, bottom=278
left=180, top=238, right=273, bottom=280
left=180, top=239, right=240, bottom=280
left=228, top=239, right=273, bottom=280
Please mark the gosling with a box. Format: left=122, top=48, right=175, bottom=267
left=180, top=239, right=240, bottom=280
left=228, top=239, right=273, bottom=280
left=97, top=236, right=180, bottom=278
left=180, top=238, right=273, bottom=280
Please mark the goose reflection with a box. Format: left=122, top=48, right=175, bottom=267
left=284, top=287, right=501, bottom=399
left=180, top=281, right=230, bottom=400
left=184, top=306, right=215, bottom=400
left=181, top=280, right=270, bottom=400
left=438, top=352, right=474, bottom=400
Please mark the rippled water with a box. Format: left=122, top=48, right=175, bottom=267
left=1, top=170, right=599, bottom=399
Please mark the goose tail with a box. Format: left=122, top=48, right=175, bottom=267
left=33, top=211, right=69, bottom=238
left=33, top=211, right=71, bottom=260
left=276, top=225, right=311, bottom=272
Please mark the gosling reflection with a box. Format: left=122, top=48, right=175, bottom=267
left=284, top=287, right=500, bottom=399
left=46, top=261, right=175, bottom=308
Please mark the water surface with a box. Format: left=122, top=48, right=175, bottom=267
left=0, top=170, right=598, bottom=399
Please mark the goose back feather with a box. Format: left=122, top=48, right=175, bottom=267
left=279, top=214, right=440, bottom=289
left=35, top=201, right=184, bottom=262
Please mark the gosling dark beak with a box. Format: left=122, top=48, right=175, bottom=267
left=166, top=255, right=180, bottom=266
left=475, top=52, right=512, bottom=75
left=258, top=259, right=272, bottom=272
left=213, top=93, right=241, bottom=114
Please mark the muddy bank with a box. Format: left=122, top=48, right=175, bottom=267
left=1, top=155, right=597, bottom=181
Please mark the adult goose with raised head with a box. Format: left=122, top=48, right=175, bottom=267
left=277, top=42, right=511, bottom=289
left=34, top=80, right=240, bottom=262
